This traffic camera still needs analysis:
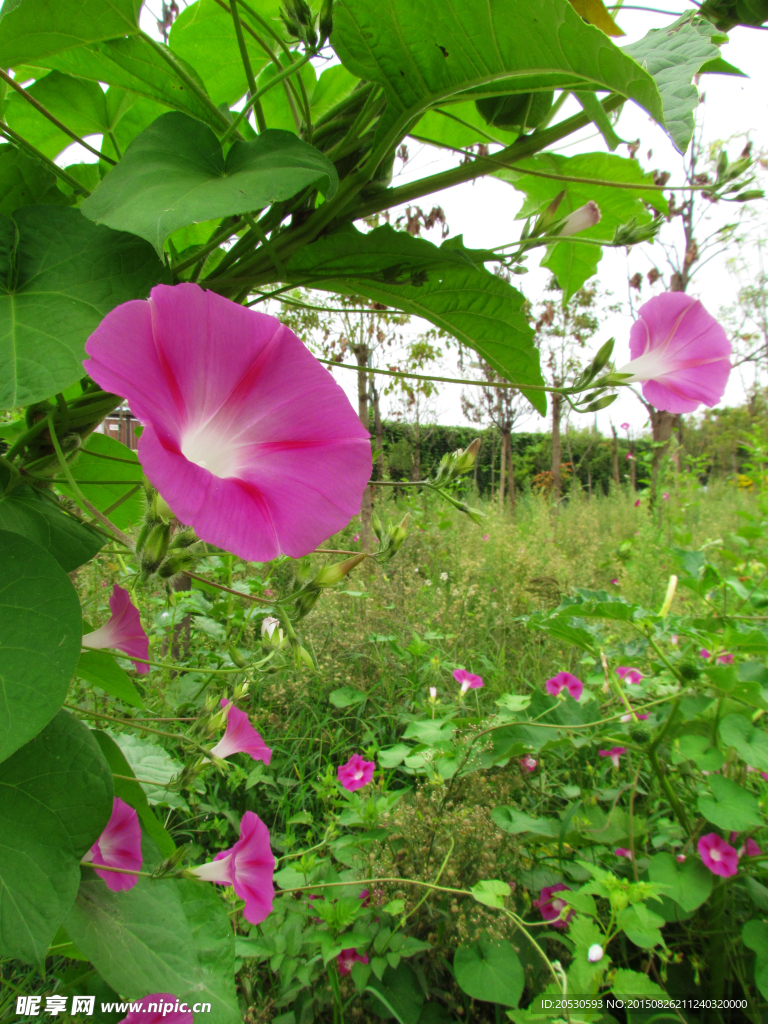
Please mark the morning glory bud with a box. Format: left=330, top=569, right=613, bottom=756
left=587, top=944, right=604, bottom=963
left=141, top=522, right=171, bottom=573
left=313, top=552, right=367, bottom=588
left=557, top=201, right=601, bottom=237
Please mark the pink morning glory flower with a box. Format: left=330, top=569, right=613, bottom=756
left=599, top=746, right=627, bottom=768
left=559, top=201, right=601, bottom=237
left=337, top=949, right=369, bottom=976
left=698, top=833, right=739, bottom=878
left=82, top=585, right=149, bottom=674
left=676, top=854, right=686, bottom=862
left=545, top=671, right=583, bottom=701
left=117, top=995, right=192, bottom=1024
left=352, top=533, right=360, bottom=542
left=209, top=699, right=272, bottom=765
left=662, top=492, right=670, bottom=500
left=454, top=668, right=483, bottom=693
left=634, top=499, right=641, bottom=507
left=190, top=811, right=274, bottom=924
left=617, top=666, right=644, bottom=686
left=742, top=838, right=761, bottom=858
left=82, top=797, right=142, bottom=892
left=84, top=283, right=372, bottom=562
left=338, top=753, right=375, bottom=791
left=700, top=648, right=711, bottom=659
left=717, top=652, right=734, bottom=665
left=521, top=755, right=538, bottom=772
left=761, top=773, right=768, bottom=783
left=482, top=534, right=490, bottom=541
left=533, top=884, right=573, bottom=929
left=615, top=847, right=633, bottom=859
left=620, top=422, right=630, bottom=431
left=616, top=292, right=731, bottom=414
left=621, top=712, right=649, bottom=722
left=610, top=578, right=619, bottom=585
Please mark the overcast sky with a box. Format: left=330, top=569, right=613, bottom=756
left=67, top=2, right=768, bottom=438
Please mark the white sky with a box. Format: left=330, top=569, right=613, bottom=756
left=61, top=2, right=768, bottom=438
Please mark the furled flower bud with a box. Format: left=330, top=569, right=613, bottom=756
left=557, top=201, right=601, bottom=237
left=169, top=528, right=198, bottom=550
left=158, top=552, right=194, bottom=578
left=587, top=944, right=604, bottom=963
left=313, top=553, right=367, bottom=588
left=141, top=522, right=171, bottom=573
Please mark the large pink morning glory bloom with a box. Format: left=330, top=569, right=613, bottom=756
left=84, top=283, right=372, bottom=562
left=599, top=746, right=627, bottom=768
left=338, top=753, right=375, bottom=792
left=337, top=948, right=369, bottom=976
left=545, top=671, right=583, bottom=701
left=533, top=884, right=573, bottom=930
left=83, top=797, right=142, bottom=892
left=453, top=668, right=483, bottom=693
left=82, top=585, right=149, bottom=674
left=698, top=833, right=739, bottom=878
left=617, top=666, right=643, bottom=686
left=118, top=994, right=192, bottom=1023
left=190, top=811, right=274, bottom=924
left=210, top=699, right=272, bottom=765
left=616, top=293, right=731, bottom=414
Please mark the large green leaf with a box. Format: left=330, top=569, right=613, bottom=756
left=284, top=225, right=546, bottom=413
left=76, top=651, right=144, bottom=709
left=623, top=15, right=730, bottom=152
left=332, top=0, right=664, bottom=143
left=5, top=71, right=126, bottom=159
left=91, top=730, right=176, bottom=858
left=719, top=713, right=768, bottom=771
left=499, top=151, right=666, bottom=301
left=0, top=144, right=64, bottom=215
left=65, top=836, right=239, bottom=1023
left=648, top=852, right=712, bottom=913
left=367, top=963, right=424, bottom=1024
left=59, top=432, right=144, bottom=530
left=0, top=466, right=103, bottom=572
left=0, top=710, right=112, bottom=966
left=169, top=0, right=280, bottom=106
left=81, top=113, right=339, bottom=254
left=110, top=731, right=189, bottom=808
left=454, top=940, right=524, bottom=1007
left=412, top=100, right=518, bottom=150
left=26, top=35, right=217, bottom=126
left=491, top=807, right=560, bottom=838
left=0, top=530, right=82, bottom=763
left=0, top=0, right=140, bottom=67
left=0, top=205, right=166, bottom=410
left=697, top=775, right=762, bottom=831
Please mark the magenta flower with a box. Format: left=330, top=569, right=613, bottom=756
left=761, top=772, right=768, bottom=783
left=84, top=283, right=371, bottom=562
left=559, top=201, right=601, bottom=236
left=662, top=492, right=670, bottom=500
left=676, top=854, right=686, bottom=862
left=615, top=847, right=633, bottom=859
left=190, top=811, right=274, bottom=924
left=82, top=585, right=149, bottom=674
left=454, top=668, right=483, bottom=693
left=620, top=422, right=630, bottom=431
left=700, top=648, right=711, bottom=659
left=610, top=578, right=619, bottom=585
left=616, top=293, right=731, bottom=413
left=338, top=753, right=375, bottom=791
left=533, top=884, right=573, bottom=929
left=617, top=666, right=644, bottom=686
left=521, top=755, right=538, bottom=773
left=599, top=746, right=627, bottom=768
left=482, top=534, right=490, bottom=541
left=117, top=995, right=192, bottom=1024
left=83, top=797, right=142, bottom=892
left=742, top=838, right=761, bottom=858
left=352, top=533, right=360, bottom=542
left=634, top=499, right=641, bottom=507
left=545, top=671, right=583, bottom=701
left=337, top=949, right=369, bottom=976
left=621, top=712, right=649, bottom=722
left=359, top=888, right=371, bottom=908
left=717, top=652, right=734, bottom=665
left=209, top=699, right=272, bottom=765
left=698, top=833, right=739, bottom=878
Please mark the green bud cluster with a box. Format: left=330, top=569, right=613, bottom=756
left=280, top=0, right=332, bottom=50
left=136, top=489, right=200, bottom=583
left=432, top=437, right=481, bottom=488
left=373, top=512, right=411, bottom=562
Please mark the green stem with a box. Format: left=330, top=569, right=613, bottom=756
left=170, top=217, right=243, bottom=276
left=222, top=50, right=314, bottom=144
left=64, top=703, right=218, bottom=759
left=0, top=121, right=91, bottom=194
left=228, top=0, right=266, bottom=133
left=182, top=569, right=276, bottom=603
left=82, top=860, right=155, bottom=878
left=244, top=212, right=285, bottom=278
left=0, top=68, right=116, bottom=165
left=648, top=746, right=691, bottom=835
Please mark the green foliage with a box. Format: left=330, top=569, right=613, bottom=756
left=453, top=940, right=524, bottom=1006
left=0, top=144, right=64, bottom=214
left=0, top=710, right=112, bottom=966
left=0, top=0, right=140, bottom=68
left=59, top=433, right=144, bottom=530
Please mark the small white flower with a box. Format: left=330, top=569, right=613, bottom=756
left=440, top=572, right=449, bottom=582
left=587, top=944, right=604, bottom=963
left=425, top=579, right=432, bottom=586
left=429, top=686, right=437, bottom=699
left=414, top=567, right=419, bottom=573
left=261, top=616, right=280, bottom=639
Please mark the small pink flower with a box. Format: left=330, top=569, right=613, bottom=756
left=676, top=854, right=686, bottom=863
left=700, top=648, right=711, bottom=659
left=698, top=833, right=739, bottom=878
left=662, top=492, right=670, bottom=500
left=634, top=499, right=641, bottom=507
left=190, top=811, right=275, bottom=924
left=521, top=755, right=538, bottom=773
left=761, top=772, right=768, bottom=783
left=533, top=884, right=573, bottom=929
left=82, top=585, right=149, bottom=673
left=671, top=635, right=678, bottom=645
left=742, top=838, right=761, bottom=858
left=337, top=949, right=369, bottom=976
left=117, top=994, right=192, bottom=1024
left=83, top=797, right=142, bottom=892
left=84, top=283, right=371, bottom=562
left=482, top=534, right=490, bottom=541
left=716, top=652, right=734, bottom=665
left=617, top=292, right=731, bottom=414
left=545, top=671, right=583, bottom=701
left=617, top=666, right=644, bottom=686
left=615, top=847, right=633, bottom=859
left=621, top=712, right=649, bottom=722
left=559, top=201, right=601, bottom=236
left=337, top=753, right=375, bottom=792
left=625, top=452, right=633, bottom=460
left=209, top=699, right=272, bottom=765
left=359, top=888, right=370, bottom=908
left=620, top=422, right=630, bottom=431
left=454, top=668, right=483, bottom=694
left=352, top=533, right=360, bottom=542
left=599, top=746, right=626, bottom=768
left=611, top=578, right=619, bottom=585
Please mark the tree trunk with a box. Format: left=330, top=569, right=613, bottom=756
left=354, top=344, right=374, bottom=551
left=505, top=431, right=516, bottom=512
left=611, top=426, right=620, bottom=488
left=371, top=377, right=384, bottom=480
left=648, top=405, right=678, bottom=494
left=630, top=454, right=637, bottom=491
left=499, top=426, right=507, bottom=509
left=551, top=392, right=562, bottom=502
